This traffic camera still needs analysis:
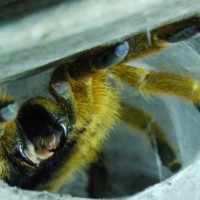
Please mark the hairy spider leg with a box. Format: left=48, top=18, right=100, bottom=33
left=119, top=102, right=181, bottom=172
left=37, top=53, right=123, bottom=191
left=111, top=65, right=200, bottom=110
left=122, top=15, right=199, bottom=62
left=41, top=41, right=131, bottom=191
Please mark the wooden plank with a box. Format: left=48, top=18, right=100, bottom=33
left=0, top=0, right=199, bottom=83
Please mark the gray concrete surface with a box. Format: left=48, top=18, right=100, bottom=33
left=0, top=0, right=199, bottom=82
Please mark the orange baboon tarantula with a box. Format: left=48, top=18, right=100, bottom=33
left=0, top=16, right=199, bottom=193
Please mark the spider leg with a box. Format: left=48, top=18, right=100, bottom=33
left=120, top=102, right=181, bottom=172
left=154, top=16, right=200, bottom=43
left=24, top=39, right=127, bottom=190
left=111, top=64, right=200, bottom=110
left=36, top=66, right=120, bottom=191
left=121, top=15, right=199, bottom=62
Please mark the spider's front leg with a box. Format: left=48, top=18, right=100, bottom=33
left=121, top=15, right=200, bottom=62
left=154, top=16, right=200, bottom=43
left=40, top=41, right=130, bottom=192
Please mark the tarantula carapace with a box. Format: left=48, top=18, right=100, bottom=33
left=0, top=15, right=199, bottom=195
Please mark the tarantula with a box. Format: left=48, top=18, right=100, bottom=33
left=0, top=15, right=199, bottom=196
